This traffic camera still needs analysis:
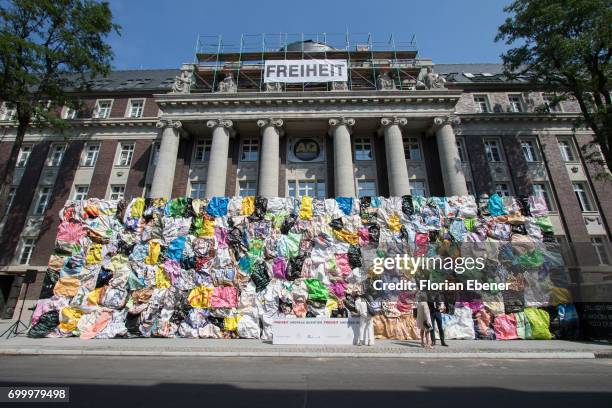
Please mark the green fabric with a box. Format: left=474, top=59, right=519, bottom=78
left=517, top=249, right=544, bottom=268
left=535, top=216, right=554, bottom=233
left=192, top=216, right=206, bottom=236
left=463, top=218, right=475, bottom=232
left=272, top=211, right=287, bottom=229
left=514, top=311, right=531, bottom=340
left=304, top=279, right=329, bottom=302
left=286, top=232, right=302, bottom=258
left=168, top=197, right=189, bottom=217
left=127, top=271, right=146, bottom=291
left=248, top=238, right=265, bottom=259
left=524, top=307, right=552, bottom=339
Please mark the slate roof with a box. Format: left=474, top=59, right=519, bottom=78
left=76, top=69, right=180, bottom=92
left=434, top=63, right=527, bottom=84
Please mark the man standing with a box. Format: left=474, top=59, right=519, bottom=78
left=355, top=295, right=374, bottom=346
left=428, top=292, right=449, bottom=347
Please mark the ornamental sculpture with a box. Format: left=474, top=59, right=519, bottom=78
left=217, top=73, right=237, bottom=93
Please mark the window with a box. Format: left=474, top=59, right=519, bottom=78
left=47, top=144, right=66, bottom=166
left=109, top=185, right=125, bottom=201
left=238, top=180, right=257, bottom=197
left=127, top=99, right=145, bottom=118
left=456, top=138, right=467, bottom=162
left=63, top=106, right=77, bottom=119
left=466, top=181, right=475, bottom=196
left=520, top=139, right=539, bottom=162
left=19, top=238, right=36, bottom=265
left=81, top=143, right=100, bottom=167
left=144, top=184, right=152, bottom=199
left=495, top=183, right=512, bottom=197
left=558, top=139, right=576, bottom=161
left=543, top=94, right=562, bottom=112
left=508, top=94, right=524, bottom=113
left=288, top=180, right=326, bottom=199
left=591, top=237, right=610, bottom=265
left=5, top=187, right=16, bottom=214
left=194, top=139, right=212, bottom=162
left=354, top=138, right=373, bottom=161
left=484, top=140, right=503, bottom=162
left=533, top=183, right=554, bottom=211
left=93, top=99, right=113, bottom=119
left=190, top=182, right=206, bottom=199
left=16, top=145, right=32, bottom=167
left=357, top=179, right=377, bottom=198
left=241, top=138, right=259, bottom=161
left=73, top=185, right=89, bottom=201
left=1, top=103, right=17, bottom=121
left=34, top=187, right=51, bottom=215
left=410, top=181, right=426, bottom=197
left=572, top=182, right=593, bottom=212
left=117, top=143, right=134, bottom=166
left=473, top=95, right=490, bottom=113
left=403, top=137, right=422, bottom=160
left=150, top=143, right=160, bottom=167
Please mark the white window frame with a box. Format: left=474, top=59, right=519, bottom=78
left=93, top=99, right=113, bottom=119
left=18, top=237, right=36, bottom=265
left=520, top=138, right=540, bottom=162
left=194, top=138, right=212, bottom=163
left=508, top=94, right=524, bottom=113
left=456, top=137, right=467, bottom=162
left=558, top=138, right=577, bottom=162
left=16, top=144, right=33, bottom=167
left=1, top=102, right=17, bottom=121
left=126, top=98, right=145, bottom=119
left=47, top=143, right=66, bottom=167
left=473, top=94, right=490, bottom=113
left=542, top=93, right=563, bottom=112
left=73, top=185, right=89, bottom=201
left=240, top=138, right=259, bottom=162
left=532, top=183, right=555, bottom=211
left=62, top=106, right=78, bottom=119
left=117, top=142, right=135, bottom=166
left=495, top=183, right=512, bottom=197
left=572, top=182, right=594, bottom=212
left=356, top=179, right=377, bottom=198
left=287, top=180, right=326, bottom=199
left=109, top=185, right=125, bottom=201
left=354, top=137, right=373, bottom=161
left=238, top=180, right=257, bottom=197
left=33, top=187, right=51, bottom=215
left=81, top=142, right=100, bottom=167
left=410, top=180, right=427, bottom=197
left=403, top=137, right=422, bottom=161
left=484, top=139, right=504, bottom=162
left=190, top=181, right=207, bottom=199
left=591, top=237, right=611, bottom=265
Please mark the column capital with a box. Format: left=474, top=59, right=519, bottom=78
left=380, top=117, right=408, bottom=128
left=328, top=117, right=355, bottom=136
left=206, top=119, right=235, bottom=137
left=433, top=114, right=461, bottom=128
left=257, top=118, right=285, bottom=136
left=156, top=119, right=182, bottom=130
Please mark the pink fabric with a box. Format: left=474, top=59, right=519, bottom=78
left=214, top=227, right=229, bottom=249
left=164, top=259, right=182, bottom=285
left=272, top=258, right=287, bottom=279
left=329, top=281, right=347, bottom=299
left=56, top=221, right=86, bottom=243
left=334, top=253, right=351, bottom=276
left=292, top=301, right=307, bottom=317
left=80, top=310, right=112, bottom=340
left=493, top=314, right=519, bottom=340
left=358, top=227, right=370, bottom=246
left=211, top=286, right=238, bottom=308
left=414, top=233, right=429, bottom=257
left=31, top=297, right=68, bottom=325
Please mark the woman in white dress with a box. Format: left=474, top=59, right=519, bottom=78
left=416, top=292, right=432, bottom=348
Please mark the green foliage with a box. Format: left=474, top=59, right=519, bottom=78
left=496, top=0, right=612, bottom=177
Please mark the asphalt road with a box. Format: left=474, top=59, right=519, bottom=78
left=0, top=356, right=611, bottom=407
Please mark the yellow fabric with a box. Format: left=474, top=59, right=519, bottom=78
left=87, top=287, right=105, bottom=306
left=85, top=244, right=103, bottom=265
left=145, top=240, right=161, bottom=265
left=242, top=196, right=255, bottom=216
left=130, top=197, right=145, bottom=218
left=53, top=277, right=81, bottom=297
left=223, top=315, right=241, bottom=331
left=550, top=287, right=572, bottom=306
left=299, top=196, right=313, bottom=220
left=58, top=307, right=84, bottom=333
left=202, top=219, right=215, bottom=237
left=188, top=286, right=214, bottom=308
left=155, top=265, right=171, bottom=289
left=388, top=213, right=402, bottom=232
left=333, top=229, right=359, bottom=245
left=326, top=298, right=339, bottom=315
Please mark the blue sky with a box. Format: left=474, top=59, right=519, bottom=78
left=106, top=0, right=513, bottom=70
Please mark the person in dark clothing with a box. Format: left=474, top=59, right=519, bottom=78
left=428, top=292, right=449, bottom=347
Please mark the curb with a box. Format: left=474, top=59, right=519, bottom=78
left=0, top=349, right=598, bottom=359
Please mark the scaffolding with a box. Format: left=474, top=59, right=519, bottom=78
left=191, top=32, right=422, bottom=93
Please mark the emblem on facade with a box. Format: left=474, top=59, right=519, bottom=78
left=293, top=138, right=321, bottom=161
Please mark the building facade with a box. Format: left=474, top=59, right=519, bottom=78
left=0, top=35, right=610, bottom=318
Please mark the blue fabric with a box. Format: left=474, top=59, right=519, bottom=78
left=371, top=197, right=381, bottom=208
left=336, top=197, right=353, bottom=215
left=207, top=197, right=229, bottom=217
left=488, top=194, right=507, bottom=216
left=129, top=243, right=148, bottom=262
left=167, top=236, right=187, bottom=261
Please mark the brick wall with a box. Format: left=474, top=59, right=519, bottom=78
left=88, top=140, right=118, bottom=198
left=0, top=141, right=14, bottom=182
left=374, top=135, right=389, bottom=197
left=465, top=135, right=493, bottom=197
left=30, top=140, right=84, bottom=265
left=279, top=136, right=287, bottom=197
left=171, top=138, right=193, bottom=197
left=224, top=137, right=239, bottom=196
left=422, top=134, right=444, bottom=196
left=502, top=135, right=532, bottom=196
left=0, top=141, right=50, bottom=265
left=326, top=136, right=334, bottom=197
left=124, top=139, right=152, bottom=199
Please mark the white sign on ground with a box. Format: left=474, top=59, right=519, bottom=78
left=264, top=59, right=348, bottom=83
left=272, top=317, right=360, bottom=345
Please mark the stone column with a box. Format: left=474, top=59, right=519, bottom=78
left=204, top=119, right=234, bottom=198
left=150, top=119, right=182, bottom=198
left=433, top=115, right=468, bottom=196
left=256, top=118, right=284, bottom=197
left=379, top=117, right=411, bottom=196
left=328, top=117, right=356, bottom=197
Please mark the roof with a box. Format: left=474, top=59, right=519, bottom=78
left=77, top=69, right=180, bottom=92
left=434, top=63, right=526, bottom=84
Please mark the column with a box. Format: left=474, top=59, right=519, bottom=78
left=379, top=117, right=411, bottom=196
left=434, top=116, right=468, bottom=196
left=328, top=117, right=356, bottom=197
left=204, top=119, right=234, bottom=198
left=150, top=119, right=182, bottom=198
left=256, top=118, right=283, bottom=197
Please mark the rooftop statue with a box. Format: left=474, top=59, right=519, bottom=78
left=217, top=73, right=237, bottom=93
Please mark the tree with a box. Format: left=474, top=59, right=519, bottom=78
left=0, top=0, right=119, bottom=216
left=496, top=0, right=611, bottom=179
